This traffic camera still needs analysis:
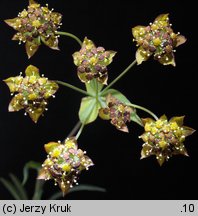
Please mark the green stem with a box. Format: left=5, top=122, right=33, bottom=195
left=127, top=103, right=158, bottom=120
left=56, top=80, right=92, bottom=96
left=76, top=123, right=85, bottom=140
left=101, top=59, right=137, bottom=94
left=67, top=121, right=82, bottom=138
left=56, top=31, right=82, bottom=46
left=32, top=180, right=44, bottom=200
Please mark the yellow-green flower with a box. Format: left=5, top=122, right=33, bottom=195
left=73, top=37, right=116, bottom=84
left=4, top=65, right=59, bottom=123
left=140, top=115, right=195, bottom=166
left=38, top=137, right=94, bottom=195
left=132, top=14, right=186, bottom=66
left=99, top=94, right=133, bottom=132
left=5, top=0, right=62, bottom=58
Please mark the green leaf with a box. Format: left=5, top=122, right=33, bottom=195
left=32, top=180, right=45, bottom=200
left=48, top=184, right=106, bottom=200
left=101, top=89, right=131, bottom=104
left=9, top=174, right=28, bottom=200
left=22, top=161, right=41, bottom=185
left=131, top=111, right=143, bottom=126
left=85, top=79, right=103, bottom=96
left=98, top=96, right=107, bottom=108
left=0, top=177, right=21, bottom=200
left=79, top=97, right=100, bottom=124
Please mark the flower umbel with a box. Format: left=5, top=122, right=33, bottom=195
left=99, top=95, right=133, bottom=132
left=38, top=137, right=94, bottom=195
left=132, top=14, right=186, bottom=66
left=5, top=0, right=62, bottom=58
left=73, top=37, right=116, bottom=84
left=4, top=65, right=59, bottom=123
left=140, top=115, right=195, bottom=166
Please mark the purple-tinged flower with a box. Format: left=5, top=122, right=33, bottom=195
left=140, top=115, right=195, bottom=166
left=38, top=137, right=94, bottom=195
left=73, top=37, right=116, bottom=84
left=4, top=65, right=58, bottom=123
left=99, top=95, right=133, bottom=132
left=132, top=14, right=186, bottom=66
left=5, top=0, right=62, bottom=58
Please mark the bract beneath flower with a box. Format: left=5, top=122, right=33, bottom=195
left=99, top=94, right=133, bottom=132
left=4, top=65, right=59, bottom=123
left=140, top=115, right=195, bottom=166
left=38, top=137, right=94, bottom=195
left=5, top=0, right=62, bottom=58
left=132, top=14, right=186, bottom=66
left=73, top=37, right=116, bottom=85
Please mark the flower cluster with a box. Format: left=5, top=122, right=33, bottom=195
left=5, top=0, right=62, bottom=58
left=73, top=37, right=116, bottom=84
left=4, top=65, right=58, bottom=123
left=2, top=2, right=196, bottom=197
left=38, top=137, right=93, bottom=195
left=132, top=14, right=186, bottom=66
left=140, top=115, right=195, bottom=165
left=99, top=95, right=133, bottom=132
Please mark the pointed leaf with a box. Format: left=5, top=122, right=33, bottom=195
left=141, top=148, right=147, bottom=159
left=79, top=97, right=100, bottom=124
left=8, top=95, right=24, bottom=112
left=44, top=142, right=60, bottom=154
left=155, top=14, right=169, bottom=27
left=176, top=35, right=187, bottom=47
left=132, top=25, right=146, bottom=38
left=32, top=180, right=44, bottom=200
left=141, top=117, right=155, bottom=126
left=22, top=161, right=41, bottom=185
left=108, top=51, right=117, bottom=64
left=131, top=111, right=143, bottom=126
left=4, top=76, right=23, bottom=92
left=158, top=53, right=176, bottom=66
left=136, top=47, right=150, bottom=65
left=85, top=79, right=103, bottom=96
left=169, top=116, right=184, bottom=126
left=103, top=51, right=117, bottom=66
left=83, top=37, right=96, bottom=50
left=0, top=177, right=21, bottom=200
left=9, top=174, right=28, bottom=200
left=157, top=156, right=165, bottom=166
left=25, top=41, right=39, bottom=58
left=37, top=168, right=49, bottom=180
left=140, top=144, right=152, bottom=159
left=25, top=65, right=40, bottom=77
left=102, top=89, right=131, bottom=104
left=29, top=0, right=37, bottom=5
left=41, top=36, right=59, bottom=50
left=26, top=107, right=44, bottom=123
left=4, top=18, right=20, bottom=29
left=51, top=12, right=62, bottom=25
left=159, top=114, right=168, bottom=121
left=182, top=126, right=196, bottom=137
left=72, top=52, right=82, bottom=66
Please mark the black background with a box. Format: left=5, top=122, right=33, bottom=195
left=0, top=0, right=197, bottom=200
